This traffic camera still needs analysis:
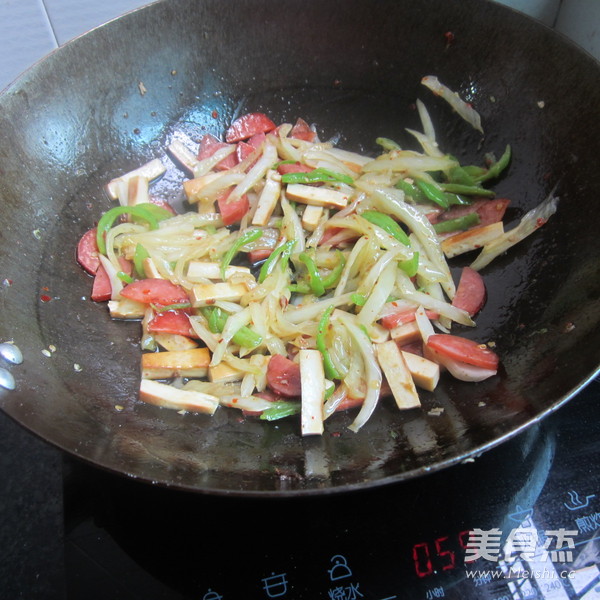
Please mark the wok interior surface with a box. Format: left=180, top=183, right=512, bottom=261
left=0, top=0, right=598, bottom=495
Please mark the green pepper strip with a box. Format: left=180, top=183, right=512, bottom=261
left=376, top=137, right=401, bottom=151
left=279, top=240, right=296, bottom=271
left=205, top=306, right=224, bottom=335
left=289, top=282, right=311, bottom=294
left=447, top=164, right=476, bottom=186
left=298, top=252, right=325, bottom=297
left=317, top=305, right=341, bottom=381
left=446, top=193, right=473, bottom=206
left=220, top=228, right=262, bottom=280
left=321, top=251, right=346, bottom=288
left=433, top=213, right=480, bottom=234
left=462, top=165, right=488, bottom=178
left=96, top=203, right=168, bottom=255
left=133, top=243, right=150, bottom=278
left=475, top=145, right=511, bottom=183
left=441, top=183, right=495, bottom=198
left=351, top=293, right=367, bottom=306
left=361, top=210, right=411, bottom=246
left=281, top=167, right=354, bottom=186
left=414, top=179, right=450, bottom=209
left=258, top=240, right=296, bottom=283
left=399, top=251, right=419, bottom=277
left=291, top=250, right=344, bottom=295
left=117, top=271, right=134, bottom=284
left=201, top=307, right=262, bottom=349
left=136, top=203, right=174, bottom=221
left=395, top=179, right=429, bottom=203
left=260, top=401, right=301, bottom=421
left=234, top=326, right=262, bottom=350
left=151, top=302, right=192, bottom=312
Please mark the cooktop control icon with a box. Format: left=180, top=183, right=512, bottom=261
left=329, top=555, right=353, bottom=581
left=564, top=489, right=596, bottom=511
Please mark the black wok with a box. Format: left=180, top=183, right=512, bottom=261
left=0, top=0, right=598, bottom=496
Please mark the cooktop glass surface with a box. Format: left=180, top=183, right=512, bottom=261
left=60, top=379, right=600, bottom=599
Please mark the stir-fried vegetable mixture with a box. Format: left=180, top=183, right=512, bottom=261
left=77, top=76, right=558, bottom=435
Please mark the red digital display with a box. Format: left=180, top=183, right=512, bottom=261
left=412, top=530, right=472, bottom=578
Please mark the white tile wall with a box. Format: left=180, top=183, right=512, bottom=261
left=0, top=0, right=598, bottom=92
left=43, top=0, right=144, bottom=44
left=0, top=0, right=56, bottom=90
left=555, top=0, right=600, bottom=62
left=494, top=0, right=562, bottom=26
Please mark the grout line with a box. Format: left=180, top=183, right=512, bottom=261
left=39, top=0, right=60, bottom=47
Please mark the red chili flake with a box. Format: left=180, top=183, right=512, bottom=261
left=536, top=218, right=547, bottom=227
left=211, top=109, right=219, bottom=119
left=42, top=286, right=50, bottom=292
left=330, top=431, right=341, bottom=438
left=40, top=294, right=52, bottom=302
left=444, top=31, right=455, bottom=48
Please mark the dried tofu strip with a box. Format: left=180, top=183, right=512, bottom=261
left=168, top=140, right=200, bottom=174
left=106, top=159, right=166, bottom=200
left=376, top=341, right=421, bottom=410
left=390, top=321, right=421, bottom=344
left=127, top=176, right=150, bottom=206
left=302, top=205, right=324, bottom=232
left=139, top=379, right=218, bottom=414
left=141, top=348, right=210, bottom=379
left=187, top=261, right=251, bottom=281
left=143, top=257, right=164, bottom=279
left=108, top=298, right=146, bottom=319
left=209, top=361, right=245, bottom=383
left=300, top=349, right=325, bottom=436
left=285, top=184, right=349, bottom=209
left=154, top=333, right=198, bottom=352
left=401, top=351, right=440, bottom=392
left=184, top=172, right=228, bottom=202
left=191, top=282, right=248, bottom=307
